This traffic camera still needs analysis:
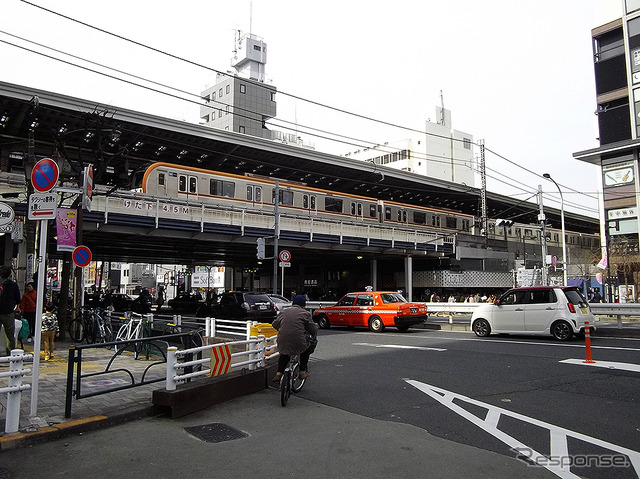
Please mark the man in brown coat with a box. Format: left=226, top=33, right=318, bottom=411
left=272, top=295, right=318, bottom=382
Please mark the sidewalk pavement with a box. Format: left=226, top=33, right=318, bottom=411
left=1, top=320, right=640, bottom=451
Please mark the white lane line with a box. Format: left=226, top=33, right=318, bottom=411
left=352, top=342, right=446, bottom=351
left=405, top=380, right=640, bottom=479
left=560, top=359, right=640, bottom=373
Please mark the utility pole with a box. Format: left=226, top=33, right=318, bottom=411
left=272, top=180, right=279, bottom=293
left=479, top=140, right=488, bottom=245
left=538, top=185, right=548, bottom=286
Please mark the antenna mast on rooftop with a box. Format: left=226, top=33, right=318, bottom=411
left=439, top=90, right=445, bottom=125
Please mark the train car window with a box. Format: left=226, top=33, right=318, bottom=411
left=310, top=195, right=316, bottom=209
left=255, top=187, right=262, bottom=202
left=189, top=176, right=197, bottom=194
left=247, top=186, right=253, bottom=201
left=350, top=202, right=355, bottom=215
left=272, top=189, right=294, bottom=206
left=325, top=197, right=343, bottom=213
left=369, top=205, right=377, bottom=217
left=462, top=219, right=471, bottom=231
left=179, top=175, right=187, bottom=193
left=414, top=212, right=427, bottom=225
left=158, top=173, right=165, bottom=186
left=357, top=203, right=362, bottom=216
left=210, top=179, right=235, bottom=198
left=446, top=217, right=457, bottom=229
left=397, top=210, right=406, bottom=222
left=385, top=206, right=391, bottom=220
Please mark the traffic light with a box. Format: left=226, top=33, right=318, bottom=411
left=256, top=237, right=265, bottom=259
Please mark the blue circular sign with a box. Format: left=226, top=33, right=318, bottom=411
left=72, top=245, right=92, bottom=267
left=31, top=158, right=59, bottom=192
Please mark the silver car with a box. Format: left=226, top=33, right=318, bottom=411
left=471, top=286, right=595, bottom=341
left=267, top=294, right=293, bottom=314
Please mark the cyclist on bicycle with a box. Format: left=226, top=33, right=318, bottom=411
left=272, top=295, right=318, bottom=383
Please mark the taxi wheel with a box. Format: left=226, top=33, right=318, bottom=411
left=316, top=314, right=330, bottom=329
left=369, top=316, right=385, bottom=333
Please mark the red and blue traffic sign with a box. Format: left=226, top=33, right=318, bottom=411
left=72, top=245, right=92, bottom=268
left=31, top=158, right=59, bottom=193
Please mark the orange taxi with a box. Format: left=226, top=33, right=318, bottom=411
left=313, top=291, right=428, bottom=332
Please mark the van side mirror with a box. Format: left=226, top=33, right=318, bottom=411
left=494, top=299, right=501, bottom=306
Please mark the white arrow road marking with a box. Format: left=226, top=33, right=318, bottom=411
left=352, top=342, right=446, bottom=351
left=405, top=380, right=640, bottom=479
left=560, top=358, right=640, bottom=373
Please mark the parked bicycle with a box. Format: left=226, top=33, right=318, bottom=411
left=279, top=355, right=306, bottom=407
left=114, top=312, right=148, bottom=359
left=67, top=307, right=113, bottom=345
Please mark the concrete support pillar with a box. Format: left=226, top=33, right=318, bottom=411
left=404, top=255, right=413, bottom=301
left=370, top=259, right=378, bottom=291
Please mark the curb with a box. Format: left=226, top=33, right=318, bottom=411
left=0, top=405, right=157, bottom=451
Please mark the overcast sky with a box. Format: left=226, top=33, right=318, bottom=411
left=0, top=0, right=624, bottom=218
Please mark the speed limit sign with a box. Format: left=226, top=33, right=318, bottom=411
left=279, top=250, right=291, bottom=262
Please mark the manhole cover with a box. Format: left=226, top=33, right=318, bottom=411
left=184, top=423, right=249, bottom=443
left=0, top=466, right=14, bottom=479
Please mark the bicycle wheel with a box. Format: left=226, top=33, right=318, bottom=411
left=114, top=323, right=128, bottom=354
left=68, top=319, right=84, bottom=343
left=280, top=370, right=291, bottom=407
left=291, top=361, right=306, bottom=392
left=85, top=316, right=98, bottom=344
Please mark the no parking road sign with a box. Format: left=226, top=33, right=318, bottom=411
left=72, top=245, right=92, bottom=268
left=31, top=158, right=59, bottom=193
left=279, top=250, right=291, bottom=262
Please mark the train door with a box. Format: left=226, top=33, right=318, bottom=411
left=397, top=208, right=407, bottom=224
left=350, top=201, right=363, bottom=219
left=303, top=194, right=317, bottom=216
left=156, top=171, right=168, bottom=196
left=177, top=172, right=198, bottom=199
left=246, top=185, right=263, bottom=208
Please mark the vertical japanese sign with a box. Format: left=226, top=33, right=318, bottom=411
left=56, top=208, right=77, bottom=252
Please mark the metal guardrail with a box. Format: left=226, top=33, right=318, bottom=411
left=0, top=349, right=33, bottom=433
left=165, top=335, right=278, bottom=391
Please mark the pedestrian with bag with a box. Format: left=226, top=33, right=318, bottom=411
left=41, top=302, right=59, bottom=361
left=20, top=282, right=37, bottom=342
left=0, top=265, right=22, bottom=356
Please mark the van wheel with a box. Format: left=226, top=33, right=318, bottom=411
left=369, top=316, right=385, bottom=333
left=472, top=319, right=491, bottom=337
left=551, top=321, right=573, bottom=341
left=316, top=314, right=330, bottom=329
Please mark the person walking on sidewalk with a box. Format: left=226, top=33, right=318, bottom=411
left=0, top=265, right=21, bottom=355
left=20, top=282, right=37, bottom=342
left=41, top=302, right=59, bottom=361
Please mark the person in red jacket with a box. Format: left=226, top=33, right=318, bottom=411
left=20, top=282, right=37, bottom=342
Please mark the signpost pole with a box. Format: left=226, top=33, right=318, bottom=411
left=29, top=217, right=47, bottom=418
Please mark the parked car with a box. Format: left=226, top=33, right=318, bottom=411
left=197, top=291, right=277, bottom=323
left=267, top=293, right=293, bottom=313
left=313, top=291, right=428, bottom=332
left=108, top=293, right=135, bottom=312
left=168, top=292, right=205, bottom=315
left=470, top=286, right=595, bottom=341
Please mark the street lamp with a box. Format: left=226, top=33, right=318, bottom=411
left=543, top=173, right=567, bottom=286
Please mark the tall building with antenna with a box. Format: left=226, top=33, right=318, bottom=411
left=200, top=31, right=276, bottom=139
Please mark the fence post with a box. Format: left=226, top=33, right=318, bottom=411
left=205, top=318, right=211, bottom=338
left=257, top=334, right=266, bottom=368
left=65, top=346, right=76, bottom=418
left=4, top=349, right=28, bottom=433
left=166, top=347, right=178, bottom=391
left=248, top=336, right=257, bottom=371
left=177, top=315, right=182, bottom=333
left=245, top=321, right=252, bottom=341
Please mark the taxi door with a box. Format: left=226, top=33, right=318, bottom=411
left=327, top=294, right=357, bottom=325
left=350, top=294, right=374, bottom=327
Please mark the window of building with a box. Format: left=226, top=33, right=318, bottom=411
left=218, top=109, right=222, bottom=118
left=446, top=216, right=457, bottom=229
left=239, top=125, right=245, bottom=134
left=240, top=84, right=246, bottom=94
left=219, top=88, right=223, bottom=97
left=212, top=91, right=216, bottom=101
left=226, top=84, right=230, bottom=94
left=271, top=92, right=276, bottom=101
left=253, top=45, right=262, bottom=51
left=463, top=137, right=471, bottom=150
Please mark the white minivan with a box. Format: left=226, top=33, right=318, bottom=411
left=471, top=286, right=595, bottom=341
